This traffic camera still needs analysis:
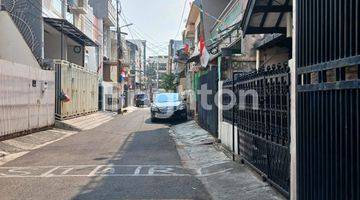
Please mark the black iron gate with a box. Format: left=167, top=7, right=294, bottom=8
left=296, top=0, right=360, bottom=199
left=197, top=68, right=218, bottom=137
left=232, top=63, right=291, bottom=196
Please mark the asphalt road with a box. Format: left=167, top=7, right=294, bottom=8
left=0, top=109, right=212, bottom=200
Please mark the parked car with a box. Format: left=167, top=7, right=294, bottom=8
left=135, top=94, right=149, bottom=107
left=150, top=93, right=187, bottom=122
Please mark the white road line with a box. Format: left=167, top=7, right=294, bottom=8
left=60, top=167, right=75, bottom=175
left=134, top=166, right=142, bottom=175
left=87, top=165, right=104, bottom=176
left=0, top=164, right=184, bottom=169
left=0, top=163, right=233, bottom=178
left=40, top=166, right=61, bottom=177
left=0, top=164, right=191, bottom=178
left=0, top=174, right=192, bottom=178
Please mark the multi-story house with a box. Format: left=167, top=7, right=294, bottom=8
left=183, top=0, right=229, bottom=131
left=1, top=0, right=102, bottom=122
left=167, top=39, right=184, bottom=75
left=183, top=0, right=292, bottom=197
left=147, top=56, right=168, bottom=90
left=125, top=40, right=139, bottom=91
left=182, top=0, right=200, bottom=119
left=127, top=39, right=146, bottom=90
left=43, top=0, right=102, bottom=120
left=168, top=40, right=188, bottom=94
left=0, top=1, right=55, bottom=138
left=90, top=0, right=121, bottom=112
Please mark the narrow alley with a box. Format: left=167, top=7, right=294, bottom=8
left=1, top=0, right=359, bottom=199
left=0, top=109, right=281, bottom=200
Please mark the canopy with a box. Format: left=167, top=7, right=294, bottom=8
left=241, top=0, right=292, bottom=35
left=44, top=17, right=98, bottom=46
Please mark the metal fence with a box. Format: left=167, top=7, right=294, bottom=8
left=54, top=60, right=98, bottom=120
left=296, top=0, right=360, bottom=199
left=225, top=62, right=290, bottom=195
left=197, top=68, right=219, bottom=137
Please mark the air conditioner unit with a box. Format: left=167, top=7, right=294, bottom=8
left=68, top=0, right=88, bottom=14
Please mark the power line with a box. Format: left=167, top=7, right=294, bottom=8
left=119, top=14, right=167, bottom=55
left=174, top=0, right=188, bottom=39
left=118, top=6, right=170, bottom=53
left=118, top=1, right=169, bottom=57
left=119, top=7, right=168, bottom=46
left=119, top=12, right=168, bottom=52
left=123, top=13, right=167, bottom=44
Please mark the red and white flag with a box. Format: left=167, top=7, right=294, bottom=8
left=199, top=36, right=210, bottom=67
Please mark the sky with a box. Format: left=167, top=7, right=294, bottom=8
left=119, top=0, right=191, bottom=57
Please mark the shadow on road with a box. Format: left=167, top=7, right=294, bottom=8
left=71, top=127, right=211, bottom=200
left=144, top=118, right=188, bottom=126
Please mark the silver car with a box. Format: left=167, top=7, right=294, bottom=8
left=150, top=93, right=187, bottom=122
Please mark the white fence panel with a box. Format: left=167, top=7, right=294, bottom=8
left=54, top=60, right=99, bottom=120
left=0, top=59, right=55, bottom=138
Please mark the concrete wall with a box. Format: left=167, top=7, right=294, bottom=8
left=0, top=11, right=55, bottom=137
left=219, top=122, right=239, bottom=154
left=218, top=80, right=239, bottom=154
left=126, top=90, right=136, bottom=107
left=0, top=59, right=55, bottom=137
left=67, top=44, right=84, bottom=66
left=178, top=78, right=186, bottom=95
left=2, top=0, right=43, bottom=62
left=90, top=0, right=107, bottom=18
left=85, top=46, right=99, bottom=72
left=103, top=64, right=117, bottom=82
left=260, top=46, right=290, bottom=67
left=43, top=0, right=65, bottom=18
left=44, top=24, right=85, bottom=67
left=44, top=24, right=65, bottom=60
left=0, top=12, right=40, bottom=68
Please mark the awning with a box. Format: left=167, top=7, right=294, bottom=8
left=44, top=17, right=98, bottom=46
left=255, top=34, right=291, bottom=50
left=241, top=0, right=292, bottom=35
left=208, top=38, right=242, bottom=62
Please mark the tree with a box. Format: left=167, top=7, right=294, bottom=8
left=160, top=73, right=177, bottom=92
left=145, top=64, right=157, bottom=87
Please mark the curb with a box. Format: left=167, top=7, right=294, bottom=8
left=54, top=121, right=82, bottom=132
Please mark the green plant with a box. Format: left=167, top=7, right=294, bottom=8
left=160, top=73, right=177, bottom=92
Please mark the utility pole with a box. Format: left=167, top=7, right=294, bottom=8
left=156, top=59, right=159, bottom=90
left=143, top=41, right=147, bottom=90
left=139, top=54, right=142, bottom=91
left=116, top=0, right=122, bottom=113
left=116, top=0, right=122, bottom=72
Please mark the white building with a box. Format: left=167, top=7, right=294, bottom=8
left=147, top=56, right=168, bottom=89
